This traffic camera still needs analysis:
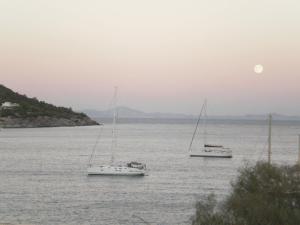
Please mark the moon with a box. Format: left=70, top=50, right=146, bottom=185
left=254, top=64, right=264, bottom=74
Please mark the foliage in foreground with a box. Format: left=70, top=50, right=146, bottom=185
left=192, top=162, right=300, bottom=225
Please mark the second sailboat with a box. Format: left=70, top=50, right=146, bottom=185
left=189, top=100, right=232, bottom=158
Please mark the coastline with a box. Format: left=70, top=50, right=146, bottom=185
left=0, top=116, right=99, bottom=128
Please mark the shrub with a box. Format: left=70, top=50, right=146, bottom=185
left=192, top=162, right=300, bottom=225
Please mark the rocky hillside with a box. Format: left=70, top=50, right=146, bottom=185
left=0, top=84, right=99, bottom=128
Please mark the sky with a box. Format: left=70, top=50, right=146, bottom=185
left=0, top=0, right=299, bottom=115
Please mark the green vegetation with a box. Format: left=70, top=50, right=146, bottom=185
left=192, top=162, right=300, bottom=225
left=0, top=84, right=87, bottom=119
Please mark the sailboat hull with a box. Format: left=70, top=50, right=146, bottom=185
left=190, top=153, right=232, bottom=158
left=87, top=165, right=145, bottom=176
left=190, top=147, right=232, bottom=158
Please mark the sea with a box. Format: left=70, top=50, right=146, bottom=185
left=1, top=118, right=300, bottom=225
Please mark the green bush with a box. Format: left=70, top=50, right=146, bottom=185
left=192, top=162, right=300, bottom=225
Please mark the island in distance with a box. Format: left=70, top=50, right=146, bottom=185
left=83, top=107, right=300, bottom=121
left=0, top=84, right=99, bottom=128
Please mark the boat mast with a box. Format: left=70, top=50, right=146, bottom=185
left=298, top=134, right=300, bottom=166
left=203, top=99, right=207, bottom=146
left=188, top=101, right=206, bottom=152
left=110, top=86, right=118, bottom=164
left=267, top=114, right=272, bottom=165
left=88, top=126, right=103, bottom=167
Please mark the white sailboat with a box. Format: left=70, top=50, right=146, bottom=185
left=87, top=87, right=146, bottom=176
left=189, top=100, right=232, bottom=158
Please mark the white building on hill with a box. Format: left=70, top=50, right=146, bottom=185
left=1, top=101, right=20, bottom=109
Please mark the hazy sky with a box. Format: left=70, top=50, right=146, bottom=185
left=0, top=0, right=299, bottom=115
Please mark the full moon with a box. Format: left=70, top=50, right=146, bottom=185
left=254, top=64, right=264, bottom=74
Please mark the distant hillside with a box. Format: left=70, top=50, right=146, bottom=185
left=0, top=84, right=98, bottom=128
left=83, top=106, right=195, bottom=119
left=83, top=106, right=300, bottom=121
left=244, top=113, right=300, bottom=121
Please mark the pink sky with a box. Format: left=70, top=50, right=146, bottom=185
left=0, top=0, right=300, bottom=115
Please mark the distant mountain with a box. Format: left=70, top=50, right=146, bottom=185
left=244, top=113, right=300, bottom=121
left=83, top=106, right=195, bottom=119
left=0, top=84, right=99, bottom=128
left=83, top=106, right=300, bottom=121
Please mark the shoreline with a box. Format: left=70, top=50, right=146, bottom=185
left=0, top=116, right=99, bottom=128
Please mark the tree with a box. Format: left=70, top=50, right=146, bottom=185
left=192, top=162, right=300, bottom=225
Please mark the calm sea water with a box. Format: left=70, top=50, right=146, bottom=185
left=1, top=119, right=300, bottom=225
